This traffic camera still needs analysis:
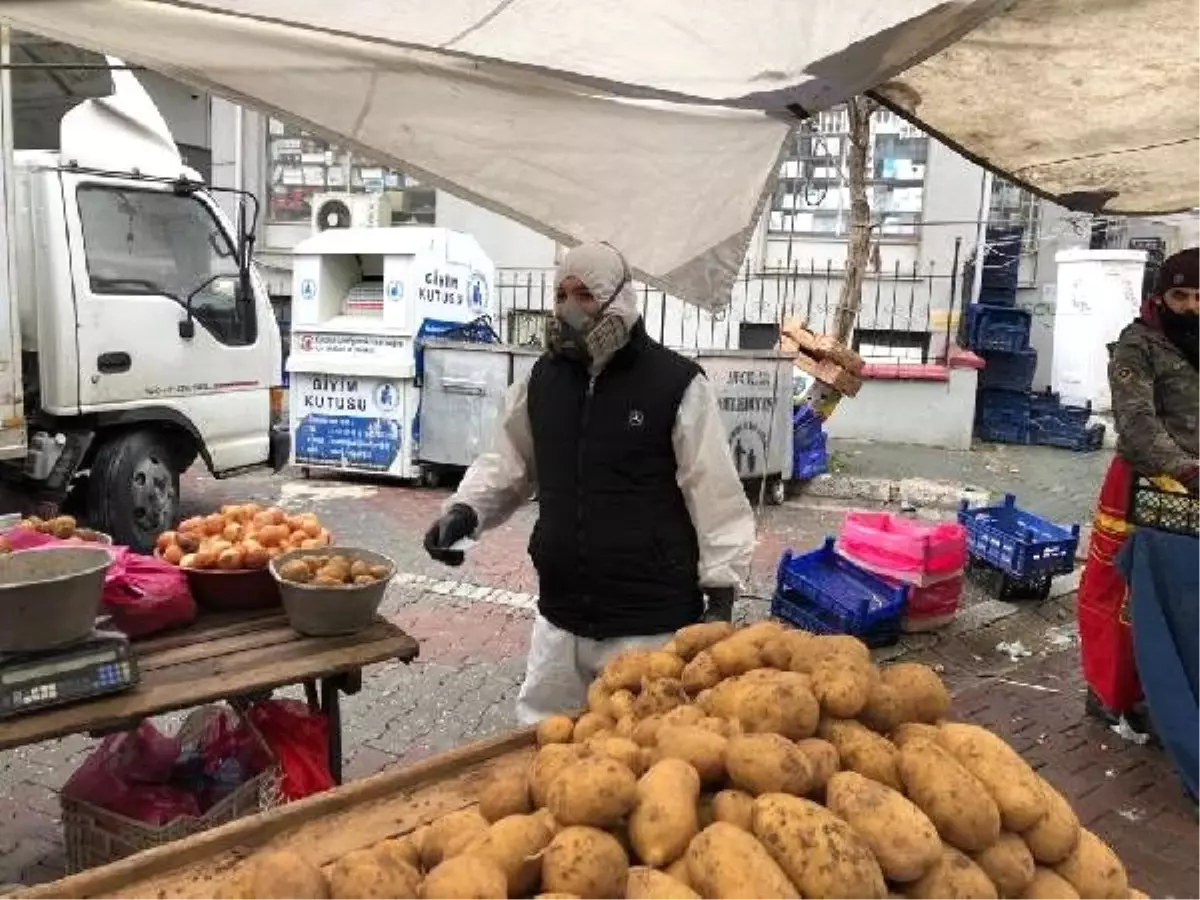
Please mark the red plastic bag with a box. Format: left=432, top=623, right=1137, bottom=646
left=192, top=707, right=272, bottom=810
left=247, top=699, right=334, bottom=801
left=101, top=548, right=197, bottom=638
left=62, top=721, right=201, bottom=825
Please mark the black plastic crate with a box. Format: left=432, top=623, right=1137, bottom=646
left=978, top=348, right=1037, bottom=393
left=1029, top=419, right=1105, bottom=452
left=977, top=286, right=1018, bottom=307
left=1129, top=477, right=1199, bottom=536
left=975, top=414, right=1030, bottom=445
left=966, top=556, right=1051, bottom=601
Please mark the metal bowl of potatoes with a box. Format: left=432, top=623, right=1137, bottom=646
left=269, top=547, right=396, bottom=637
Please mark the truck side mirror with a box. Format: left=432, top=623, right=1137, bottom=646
left=236, top=200, right=256, bottom=304
left=178, top=318, right=195, bottom=340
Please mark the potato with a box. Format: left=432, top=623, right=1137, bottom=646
left=545, top=755, right=637, bottom=828
left=587, top=735, right=646, bottom=776
left=328, top=846, right=420, bottom=899
left=672, top=621, right=735, bottom=660
left=681, top=651, right=722, bottom=693
left=609, top=689, right=637, bottom=720
left=459, top=812, right=555, bottom=896
left=697, top=716, right=741, bottom=738
left=1020, top=777, right=1080, bottom=864
left=890, top=722, right=942, bottom=749
left=710, top=637, right=764, bottom=677
left=479, top=773, right=532, bottom=822
left=897, top=739, right=1001, bottom=852
left=1019, top=868, right=1081, bottom=899
left=629, top=758, right=701, bottom=866
left=794, top=738, right=839, bottom=794
left=906, top=845, right=999, bottom=899
left=710, top=789, right=754, bottom=831
left=724, top=733, right=812, bottom=796
left=586, top=678, right=613, bottom=717
left=686, top=822, right=800, bottom=899
left=631, top=715, right=666, bottom=747
left=653, top=725, right=728, bottom=784
left=751, top=793, right=885, bottom=898
left=542, top=826, right=629, bottom=899
left=604, top=650, right=684, bottom=691
left=227, top=851, right=330, bottom=899
left=938, top=723, right=1048, bottom=832
left=531, top=714, right=574, bottom=748
left=278, top=559, right=313, bottom=583
left=625, top=866, right=701, bottom=899
left=535, top=895, right=581, bottom=899
left=973, top=833, right=1036, bottom=897
left=732, top=675, right=819, bottom=740
left=633, top=677, right=689, bottom=718
left=810, top=657, right=874, bottom=718
left=826, top=771, right=941, bottom=883
left=818, top=718, right=902, bottom=791
left=420, top=808, right=490, bottom=870
left=375, top=835, right=422, bottom=872
left=789, top=633, right=870, bottom=672
left=880, top=663, right=951, bottom=724
left=571, top=712, right=613, bottom=743
left=1129, top=890, right=1148, bottom=900
left=420, top=855, right=508, bottom=899
left=860, top=680, right=905, bottom=733
left=664, top=857, right=692, bottom=889
left=759, top=636, right=796, bottom=670
left=1052, top=829, right=1129, bottom=899
left=660, top=704, right=705, bottom=728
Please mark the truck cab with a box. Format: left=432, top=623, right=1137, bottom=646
left=0, top=62, right=286, bottom=550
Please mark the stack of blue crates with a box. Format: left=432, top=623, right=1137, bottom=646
left=964, top=228, right=1102, bottom=451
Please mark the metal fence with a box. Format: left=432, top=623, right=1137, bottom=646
left=493, top=247, right=966, bottom=364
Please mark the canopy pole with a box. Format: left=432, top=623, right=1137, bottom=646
left=970, top=171, right=994, bottom=305
left=0, top=26, right=21, bottom=433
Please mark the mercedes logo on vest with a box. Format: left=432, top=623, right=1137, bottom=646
left=628, top=409, right=644, bottom=428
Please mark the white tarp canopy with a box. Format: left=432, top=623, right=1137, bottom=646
left=1, top=0, right=1194, bottom=310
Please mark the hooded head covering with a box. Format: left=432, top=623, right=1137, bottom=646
left=1141, top=247, right=1198, bottom=366
left=548, top=242, right=641, bottom=371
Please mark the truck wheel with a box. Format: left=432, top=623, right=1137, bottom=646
left=88, top=431, right=180, bottom=552
left=765, top=476, right=787, bottom=506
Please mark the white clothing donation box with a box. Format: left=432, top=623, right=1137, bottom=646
left=287, top=227, right=495, bottom=478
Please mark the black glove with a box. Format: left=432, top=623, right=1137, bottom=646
left=423, top=504, right=479, bottom=567
left=1179, top=465, right=1199, bottom=497
left=702, top=587, right=736, bottom=623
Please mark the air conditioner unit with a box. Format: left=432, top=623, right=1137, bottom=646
left=310, top=192, right=393, bottom=232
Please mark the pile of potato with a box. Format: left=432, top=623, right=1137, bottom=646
left=276, top=553, right=391, bottom=587
left=218, top=621, right=1142, bottom=900
left=10, top=515, right=108, bottom=543
left=156, top=505, right=331, bottom=571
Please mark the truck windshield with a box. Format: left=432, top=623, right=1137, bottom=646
left=76, top=184, right=256, bottom=347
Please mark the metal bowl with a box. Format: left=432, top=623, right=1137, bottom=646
left=269, top=547, right=396, bottom=637
left=0, top=545, right=113, bottom=652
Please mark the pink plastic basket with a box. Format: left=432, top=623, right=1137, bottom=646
left=836, top=512, right=967, bottom=586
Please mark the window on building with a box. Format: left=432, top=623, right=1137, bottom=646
left=76, top=184, right=256, bottom=346
left=988, top=178, right=1042, bottom=285
left=852, top=328, right=931, bottom=364
left=769, top=106, right=929, bottom=239
left=266, top=118, right=433, bottom=226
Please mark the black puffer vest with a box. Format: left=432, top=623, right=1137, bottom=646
left=527, top=323, right=704, bottom=639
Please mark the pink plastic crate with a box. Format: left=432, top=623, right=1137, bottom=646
left=896, top=572, right=964, bottom=632
left=835, top=511, right=967, bottom=586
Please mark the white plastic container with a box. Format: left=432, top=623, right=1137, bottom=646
left=1050, top=249, right=1147, bottom=412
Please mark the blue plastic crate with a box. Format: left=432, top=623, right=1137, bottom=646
left=975, top=414, right=1030, bottom=445
left=770, top=538, right=907, bottom=646
left=1030, top=419, right=1105, bottom=451
left=976, top=388, right=1032, bottom=420
left=957, top=493, right=1080, bottom=579
left=977, top=285, right=1018, bottom=307
left=981, top=226, right=1024, bottom=292
left=978, top=348, right=1037, bottom=392
left=792, top=434, right=828, bottom=481
left=1029, top=389, right=1092, bottom=426
left=966, top=304, right=1032, bottom=353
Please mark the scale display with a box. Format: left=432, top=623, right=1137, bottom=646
left=0, top=634, right=139, bottom=718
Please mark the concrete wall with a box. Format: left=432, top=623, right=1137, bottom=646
left=823, top=367, right=979, bottom=449
left=435, top=192, right=558, bottom=270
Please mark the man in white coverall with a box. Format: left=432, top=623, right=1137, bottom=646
left=424, top=242, right=755, bottom=724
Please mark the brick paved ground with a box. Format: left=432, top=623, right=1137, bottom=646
left=3, top=442, right=1192, bottom=894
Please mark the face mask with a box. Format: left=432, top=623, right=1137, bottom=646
left=1159, top=304, right=1199, bottom=365
left=546, top=252, right=632, bottom=368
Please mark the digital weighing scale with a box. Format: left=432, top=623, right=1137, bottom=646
left=0, top=630, right=140, bottom=718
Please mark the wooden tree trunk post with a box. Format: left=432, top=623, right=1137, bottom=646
left=832, top=97, right=877, bottom=345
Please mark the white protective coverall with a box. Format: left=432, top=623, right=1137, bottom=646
left=447, top=243, right=756, bottom=724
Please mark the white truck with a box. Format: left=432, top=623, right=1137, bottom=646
left=0, top=62, right=287, bottom=551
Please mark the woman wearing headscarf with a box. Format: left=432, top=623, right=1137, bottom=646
left=424, top=242, right=755, bottom=723
left=1077, top=247, right=1198, bottom=732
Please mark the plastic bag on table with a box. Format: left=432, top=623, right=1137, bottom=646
left=247, top=699, right=334, bottom=801
left=62, top=720, right=201, bottom=825
left=101, top=548, right=197, bottom=638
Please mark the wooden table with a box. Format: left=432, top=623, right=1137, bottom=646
left=0, top=610, right=420, bottom=783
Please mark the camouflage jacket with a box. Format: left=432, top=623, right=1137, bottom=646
left=1109, top=320, right=1198, bottom=478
